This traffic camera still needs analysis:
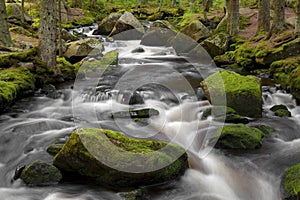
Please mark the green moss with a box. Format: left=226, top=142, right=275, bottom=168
left=212, top=124, right=263, bottom=149
left=47, top=143, right=64, bottom=156
left=53, top=128, right=188, bottom=187
left=0, top=47, right=38, bottom=68
left=9, top=26, right=37, bottom=38
left=56, top=56, right=76, bottom=80
left=275, top=109, right=291, bottom=117
left=283, top=163, right=300, bottom=199
left=200, top=70, right=262, bottom=117
left=20, top=160, right=62, bottom=186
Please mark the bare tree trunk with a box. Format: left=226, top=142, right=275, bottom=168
left=257, top=0, right=270, bottom=33
left=0, top=0, right=13, bottom=47
left=227, top=0, right=239, bottom=36
left=58, top=0, right=63, bottom=57
left=39, top=0, right=60, bottom=73
left=172, top=0, right=176, bottom=7
left=295, top=0, right=300, bottom=36
left=272, top=0, right=285, bottom=33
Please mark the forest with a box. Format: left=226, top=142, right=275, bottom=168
left=1, top=0, right=300, bottom=199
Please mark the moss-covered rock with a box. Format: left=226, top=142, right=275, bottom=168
left=0, top=47, right=38, bottom=68
left=47, top=143, right=64, bottom=156
left=61, top=29, right=78, bottom=42
left=56, top=56, right=77, bottom=80
left=93, top=13, right=122, bottom=35
left=6, top=3, right=33, bottom=24
left=212, top=124, right=264, bottom=149
left=0, top=67, right=35, bottom=111
left=270, top=104, right=289, bottom=112
left=53, top=128, right=188, bottom=188
left=199, top=33, right=230, bottom=58
left=270, top=104, right=291, bottom=117
left=20, top=160, right=62, bottom=186
left=110, top=11, right=145, bottom=40
left=200, top=70, right=262, bottom=117
left=282, top=163, right=300, bottom=200
left=180, top=20, right=211, bottom=42
left=64, top=38, right=104, bottom=63
left=289, top=66, right=300, bottom=102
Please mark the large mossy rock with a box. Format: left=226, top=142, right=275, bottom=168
left=200, top=33, right=230, bottom=58
left=200, top=70, right=262, bottom=117
left=270, top=104, right=291, bottom=117
left=53, top=128, right=188, bottom=188
left=0, top=47, right=37, bottom=68
left=289, top=66, right=300, bottom=102
left=212, top=124, right=264, bottom=149
left=20, top=160, right=62, bottom=186
left=6, top=3, right=33, bottom=24
left=140, top=20, right=177, bottom=46
left=63, top=38, right=104, bottom=62
left=282, top=163, right=300, bottom=200
left=93, top=13, right=122, bottom=35
left=110, top=12, right=145, bottom=40
left=180, top=20, right=211, bottom=42
left=61, top=29, right=78, bottom=42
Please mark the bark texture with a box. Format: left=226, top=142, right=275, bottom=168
left=227, top=0, right=239, bottom=36
left=38, top=0, right=59, bottom=73
left=272, top=0, right=285, bottom=33
left=296, top=0, right=300, bottom=36
left=258, top=0, right=270, bottom=32
left=0, top=0, right=13, bottom=47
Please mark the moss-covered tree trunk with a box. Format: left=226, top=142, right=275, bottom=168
left=227, top=0, right=239, bottom=36
left=0, top=0, right=13, bottom=47
left=296, top=0, right=300, bottom=36
left=257, top=0, right=270, bottom=33
left=272, top=0, right=285, bottom=33
left=39, top=0, right=59, bottom=73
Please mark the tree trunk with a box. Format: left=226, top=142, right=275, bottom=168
left=295, top=0, right=300, bottom=36
left=172, top=0, right=176, bottom=7
left=21, top=0, right=25, bottom=25
left=0, top=0, right=13, bottom=47
left=227, top=0, right=239, bottom=36
left=159, top=0, right=162, bottom=8
left=203, top=0, right=213, bottom=20
left=257, top=0, right=270, bottom=33
left=39, top=0, right=59, bottom=73
left=58, top=0, right=63, bottom=57
left=272, top=0, right=285, bottom=33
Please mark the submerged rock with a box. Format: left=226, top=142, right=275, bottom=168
left=93, top=13, right=122, bottom=35
left=110, top=12, right=145, bottom=40
left=47, top=143, right=64, bottom=156
left=53, top=128, right=188, bottom=188
left=111, top=108, right=159, bottom=119
left=282, top=163, right=300, bottom=200
left=20, top=160, right=62, bottom=186
left=211, top=124, right=264, bottom=149
left=200, top=70, right=262, bottom=117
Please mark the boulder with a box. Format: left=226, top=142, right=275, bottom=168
left=63, top=38, right=104, bottom=62
left=200, top=70, right=262, bottom=117
left=93, top=13, right=122, bottom=35
left=61, top=29, right=78, bottom=42
left=141, top=20, right=177, bottom=46
left=6, top=3, right=33, bottom=24
left=111, top=108, right=159, bottom=119
left=110, top=12, right=145, bottom=40
left=180, top=20, right=211, bottom=42
left=290, top=66, right=300, bottom=102
left=199, top=33, right=230, bottom=58
left=270, top=104, right=291, bottom=117
left=47, top=143, right=64, bottom=156
left=80, top=50, right=118, bottom=71
left=282, top=163, right=300, bottom=200
left=20, top=160, right=62, bottom=186
left=211, top=124, right=264, bottom=149
left=53, top=128, right=188, bottom=188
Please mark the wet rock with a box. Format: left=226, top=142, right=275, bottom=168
left=129, top=91, right=144, bottom=105
left=200, top=70, right=262, bottom=118
left=64, top=38, right=104, bottom=62
left=199, top=33, right=230, bottom=58
left=211, top=124, right=264, bottom=149
left=80, top=50, right=118, bottom=71
left=6, top=3, right=33, bottom=24
left=20, top=160, right=62, bottom=186
left=180, top=20, right=211, bottom=42
left=93, top=13, right=122, bottom=35
left=53, top=128, right=188, bottom=188
left=119, top=189, right=143, bottom=200
left=131, top=47, right=145, bottom=53
left=13, top=165, right=26, bottom=180
left=282, top=163, right=300, bottom=200
left=270, top=104, right=291, bottom=117
left=47, top=143, right=64, bottom=156
left=111, top=108, right=159, bottom=119
left=110, top=12, right=145, bottom=40
left=61, top=29, right=78, bottom=42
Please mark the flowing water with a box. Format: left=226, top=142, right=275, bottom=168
left=0, top=24, right=300, bottom=200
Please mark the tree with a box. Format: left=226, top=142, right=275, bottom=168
left=272, top=0, right=285, bottom=33
left=172, top=0, right=176, bottom=7
left=227, top=0, right=239, bottom=36
left=296, top=0, right=300, bottom=36
left=257, top=0, right=270, bottom=33
left=58, top=0, right=63, bottom=57
left=203, top=0, right=213, bottom=20
left=38, top=0, right=60, bottom=73
left=0, top=0, right=13, bottom=47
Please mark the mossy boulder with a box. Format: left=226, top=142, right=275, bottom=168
left=110, top=12, right=145, bottom=40
left=282, top=163, right=300, bottom=200
left=0, top=67, right=35, bottom=112
left=270, top=104, right=291, bottom=117
left=93, top=13, right=122, bottom=35
left=61, top=29, right=78, bottom=42
left=6, top=3, right=33, bottom=24
left=200, top=70, right=262, bottom=117
left=212, top=124, right=264, bottom=149
left=64, top=38, right=104, bottom=62
left=56, top=56, right=77, bottom=80
left=200, top=33, right=230, bottom=58
left=0, top=47, right=38, bottom=68
left=47, top=143, right=64, bottom=156
left=180, top=20, right=211, bottom=42
left=20, top=160, right=62, bottom=186
left=53, top=128, right=188, bottom=188
left=289, top=66, right=300, bottom=102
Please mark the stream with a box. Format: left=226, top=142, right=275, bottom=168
left=1, top=24, right=300, bottom=200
